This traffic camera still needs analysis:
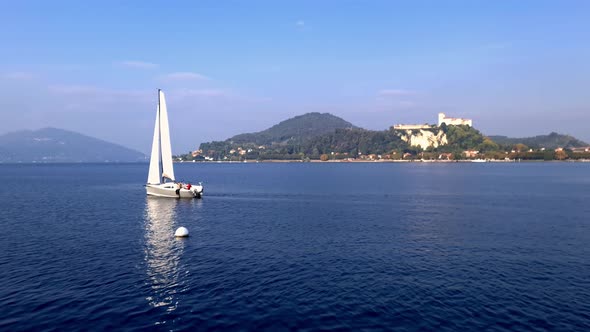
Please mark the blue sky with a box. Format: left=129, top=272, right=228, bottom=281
left=1, top=0, right=589, bottom=153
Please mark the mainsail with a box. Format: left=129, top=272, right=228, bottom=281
left=147, top=105, right=161, bottom=184
left=158, top=91, right=175, bottom=181
left=146, top=90, right=175, bottom=184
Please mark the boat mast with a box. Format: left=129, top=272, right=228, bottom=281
left=158, top=89, right=164, bottom=183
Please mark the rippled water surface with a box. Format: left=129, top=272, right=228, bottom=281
left=1, top=163, right=589, bottom=331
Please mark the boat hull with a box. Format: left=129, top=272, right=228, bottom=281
left=146, top=183, right=203, bottom=198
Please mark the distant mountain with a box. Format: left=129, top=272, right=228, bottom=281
left=228, top=112, right=358, bottom=145
left=488, top=132, right=588, bottom=149
left=0, top=127, right=146, bottom=163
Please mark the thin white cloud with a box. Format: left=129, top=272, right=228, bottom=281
left=397, top=101, right=417, bottom=107
left=174, top=88, right=227, bottom=98
left=161, top=72, right=208, bottom=81
left=4, top=72, right=35, bottom=80
left=378, top=89, right=415, bottom=97
left=170, top=88, right=271, bottom=103
left=118, top=60, right=159, bottom=69
left=48, top=84, right=151, bottom=103
left=295, top=20, right=309, bottom=31
left=48, top=84, right=100, bottom=94
left=45, top=84, right=269, bottom=113
left=375, top=89, right=419, bottom=111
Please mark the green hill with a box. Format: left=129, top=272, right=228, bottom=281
left=488, top=132, right=588, bottom=149
left=0, top=127, right=146, bottom=163
left=195, top=115, right=490, bottom=160
left=299, top=124, right=490, bottom=156
left=298, top=128, right=407, bottom=156
left=199, top=113, right=358, bottom=158
left=228, top=112, right=357, bottom=145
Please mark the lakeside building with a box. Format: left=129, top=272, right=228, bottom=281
left=438, top=153, right=453, bottom=160
left=571, top=147, right=590, bottom=153
left=191, top=149, right=202, bottom=157
left=438, top=113, right=473, bottom=127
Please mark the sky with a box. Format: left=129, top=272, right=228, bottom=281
left=1, top=0, right=589, bottom=154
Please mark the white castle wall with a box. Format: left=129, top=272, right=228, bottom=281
left=393, top=124, right=432, bottom=130
left=438, top=113, right=472, bottom=127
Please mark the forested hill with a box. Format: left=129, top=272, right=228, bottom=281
left=189, top=113, right=588, bottom=161
left=228, top=112, right=357, bottom=145
left=489, top=133, right=588, bottom=149
left=0, top=127, right=146, bottom=163
left=196, top=122, right=491, bottom=160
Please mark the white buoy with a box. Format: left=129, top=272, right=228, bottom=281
left=175, top=227, right=189, bottom=237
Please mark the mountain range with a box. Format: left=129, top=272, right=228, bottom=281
left=0, top=128, right=146, bottom=163
left=1, top=114, right=587, bottom=163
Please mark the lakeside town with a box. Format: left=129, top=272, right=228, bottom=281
left=177, top=112, right=590, bottom=163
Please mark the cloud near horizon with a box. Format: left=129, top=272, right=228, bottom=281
left=172, top=88, right=228, bottom=98
left=378, top=89, right=415, bottom=97
left=48, top=84, right=151, bottom=105
left=46, top=84, right=269, bottom=106
left=375, top=89, right=419, bottom=111
left=3, top=72, right=35, bottom=80
left=118, top=60, right=159, bottom=69
left=160, top=72, right=209, bottom=81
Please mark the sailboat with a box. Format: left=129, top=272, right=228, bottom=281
left=146, top=90, right=204, bottom=198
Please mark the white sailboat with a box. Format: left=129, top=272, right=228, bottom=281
left=146, top=90, right=203, bottom=198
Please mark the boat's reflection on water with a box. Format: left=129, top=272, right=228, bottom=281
left=144, top=197, right=189, bottom=313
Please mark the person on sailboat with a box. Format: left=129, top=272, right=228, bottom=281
left=175, top=182, right=182, bottom=198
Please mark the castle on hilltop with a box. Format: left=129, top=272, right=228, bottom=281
left=438, top=113, right=472, bottom=127
left=393, top=112, right=473, bottom=130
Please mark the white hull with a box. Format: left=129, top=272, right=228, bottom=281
left=146, top=183, right=203, bottom=198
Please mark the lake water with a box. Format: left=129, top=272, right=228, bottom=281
left=1, top=163, right=589, bottom=331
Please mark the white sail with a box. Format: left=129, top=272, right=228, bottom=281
left=147, top=105, right=161, bottom=184
left=158, top=90, right=175, bottom=181
left=146, top=89, right=204, bottom=198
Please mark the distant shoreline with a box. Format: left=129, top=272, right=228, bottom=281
left=1, top=159, right=589, bottom=165
left=175, top=159, right=590, bottom=164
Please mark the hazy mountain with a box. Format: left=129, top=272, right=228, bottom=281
left=488, top=132, right=588, bottom=149
left=0, top=127, right=146, bottom=163
left=227, top=112, right=358, bottom=145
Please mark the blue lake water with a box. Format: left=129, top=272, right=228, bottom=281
left=1, top=163, right=589, bottom=331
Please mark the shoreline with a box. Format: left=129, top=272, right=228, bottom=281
left=176, top=159, right=590, bottom=164
left=2, top=160, right=589, bottom=165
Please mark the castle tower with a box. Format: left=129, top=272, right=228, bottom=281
left=438, top=113, right=446, bottom=126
